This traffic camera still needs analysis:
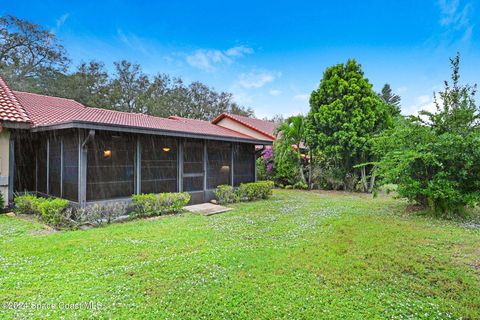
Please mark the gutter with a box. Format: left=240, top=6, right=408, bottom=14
left=30, top=120, right=273, bottom=145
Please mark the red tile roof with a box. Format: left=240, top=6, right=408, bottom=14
left=10, top=90, right=264, bottom=141
left=212, top=113, right=277, bottom=140
left=0, top=77, right=31, bottom=123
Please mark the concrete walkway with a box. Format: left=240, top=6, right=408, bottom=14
left=184, top=203, right=233, bottom=216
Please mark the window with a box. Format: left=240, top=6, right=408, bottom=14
left=86, top=133, right=135, bottom=201
left=207, top=141, right=231, bottom=189
left=62, top=134, right=78, bottom=201
left=234, top=143, right=255, bottom=186
left=141, top=136, right=177, bottom=193
left=183, top=140, right=204, bottom=192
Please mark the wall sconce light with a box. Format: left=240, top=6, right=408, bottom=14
left=220, top=165, right=230, bottom=173
left=103, top=149, right=112, bottom=158
left=162, top=147, right=171, bottom=152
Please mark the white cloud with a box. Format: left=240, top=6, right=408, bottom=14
left=406, top=94, right=438, bottom=115
left=293, top=94, right=310, bottom=102
left=186, top=46, right=253, bottom=72
left=438, top=0, right=474, bottom=42
left=56, top=13, right=69, bottom=29
left=269, top=89, right=282, bottom=96
left=51, top=13, right=69, bottom=33
left=224, top=45, right=254, bottom=57
left=237, top=71, right=278, bottom=89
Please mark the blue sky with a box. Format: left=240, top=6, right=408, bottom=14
left=4, top=1, right=479, bottom=118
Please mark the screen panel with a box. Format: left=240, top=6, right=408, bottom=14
left=62, top=134, right=78, bottom=201
left=37, top=141, right=47, bottom=194
left=207, top=141, right=231, bottom=189
left=234, top=143, right=255, bottom=186
left=86, top=133, right=135, bottom=201
left=48, top=137, right=62, bottom=197
left=183, top=140, right=204, bottom=192
left=141, top=136, right=178, bottom=194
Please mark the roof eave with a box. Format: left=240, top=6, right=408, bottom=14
left=212, top=113, right=276, bottom=140
left=0, top=120, right=32, bottom=129
left=30, top=121, right=273, bottom=145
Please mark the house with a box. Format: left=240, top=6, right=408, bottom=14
left=212, top=113, right=277, bottom=142
left=0, top=77, right=272, bottom=208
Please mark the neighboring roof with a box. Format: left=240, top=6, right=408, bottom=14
left=9, top=91, right=270, bottom=142
left=0, top=77, right=31, bottom=123
left=212, top=113, right=277, bottom=140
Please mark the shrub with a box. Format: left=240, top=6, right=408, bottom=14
left=14, top=195, right=71, bottom=228
left=293, top=181, right=308, bottom=190
left=132, top=192, right=190, bottom=217
left=14, top=194, right=45, bottom=215
left=214, top=185, right=239, bottom=204
left=38, top=198, right=70, bottom=227
left=77, top=203, right=129, bottom=226
left=237, top=181, right=274, bottom=201
left=0, top=191, right=3, bottom=209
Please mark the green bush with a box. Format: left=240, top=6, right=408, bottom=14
left=38, top=198, right=70, bottom=227
left=14, top=194, right=45, bottom=215
left=132, top=192, right=190, bottom=217
left=14, top=195, right=71, bottom=228
left=293, top=181, right=308, bottom=190
left=214, top=185, right=239, bottom=204
left=0, top=191, right=4, bottom=209
left=237, top=181, right=274, bottom=201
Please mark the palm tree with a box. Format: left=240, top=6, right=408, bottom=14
left=275, top=115, right=307, bottom=183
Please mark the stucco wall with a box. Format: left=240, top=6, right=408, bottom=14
left=0, top=128, right=10, bottom=208
left=216, top=118, right=273, bottom=141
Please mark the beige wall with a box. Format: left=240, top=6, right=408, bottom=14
left=216, top=118, right=273, bottom=141
left=0, top=128, right=10, bottom=208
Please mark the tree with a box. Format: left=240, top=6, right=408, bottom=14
left=375, top=53, right=480, bottom=216
left=109, top=60, right=150, bottom=113
left=379, top=83, right=401, bottom=116
left=275, top=115, right=308, bottom=184
left=306, top=59, right=392, bottom=192
left=0, top=15, right=254, bottom=121
left=0, top=15, right=69, bottom=91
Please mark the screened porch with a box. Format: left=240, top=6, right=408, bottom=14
left=12, top=129, right=257, bottom=206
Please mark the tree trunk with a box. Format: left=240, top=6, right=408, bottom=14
left=368, top=168, right=376, bottom=193
left=308, top=150, right=312, bottom=189
left=361, top=166, right=368, bottom=192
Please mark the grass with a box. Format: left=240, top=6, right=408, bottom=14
left=0, top=189, right=479, bottom=319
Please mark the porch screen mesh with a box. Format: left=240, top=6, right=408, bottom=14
left=37, top=142, right=47, bottom=194
left=87, top=133, right=135, bottom=201
left=233, top=143, right=255, bottom=186
left=183, top=140, right=204, bottom=192
left=207, top=141, right=231, bottom=189
left=141, top=136, right=177, bottom=193
left=49, top=137, right=62, bottom=197
left=14, top=136, right=36, bottom=193
left=62, top=135, right=78, bottom=201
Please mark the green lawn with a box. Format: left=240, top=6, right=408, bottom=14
left=1, top=190, right=479, bottom=319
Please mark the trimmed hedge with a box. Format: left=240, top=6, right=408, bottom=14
left=132, top=192, right=190, bottom=217
left=14, top=194, right=45, bottom=215
left=14, top=195, right=70, bottom=228
left=214, top=181, right=274, bottom=203
left=38, top=198, right=70, bottom=227
left=214, top=185, right=239, bottom=204
left=237, top=181, right=274, bottom=201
